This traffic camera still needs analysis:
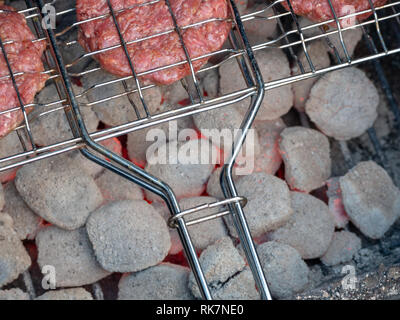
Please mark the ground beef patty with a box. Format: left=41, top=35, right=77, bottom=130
left=0, top=5, right=48, bottom=138
left=76, top=0, right=231, bottom=85
left=282, top=0, right=387, bottom=27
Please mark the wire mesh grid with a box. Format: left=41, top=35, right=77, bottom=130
left=0, top=0, right=399, bottom=300
left=0, top=0, right=398, bottom=172
left=0, top=0, right=398, bottom=171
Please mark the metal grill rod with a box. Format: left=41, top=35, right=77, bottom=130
left=105, top=0, right=150, bottom=117
left=0, top=37, right=36, bottom=149
left=285, top=0, right=316, bottom=71
left=363, top=24, right=400, bottom=130
left=164, top=0, right=204, bottom=103
left=220, top=0, right=272, bottom=301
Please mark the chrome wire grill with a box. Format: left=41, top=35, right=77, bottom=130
left=0, top=0, right=399, bottom=300
left=0, top=0, right=399, bottom=171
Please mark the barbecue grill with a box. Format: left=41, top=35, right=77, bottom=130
left=1, top=0, right=400, bottom=300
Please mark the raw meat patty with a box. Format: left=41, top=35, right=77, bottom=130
left=0, top=5, right=48, bottom=138
left=282, top=0, right=387, bottom=27
left=76, top=0, right=231, bottom=85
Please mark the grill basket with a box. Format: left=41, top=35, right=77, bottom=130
left=1, top=0, right=400, bottom=300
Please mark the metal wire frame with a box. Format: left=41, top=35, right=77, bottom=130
left=22, top=0, right=271, bottom=300
left=32, top=0, right=211, bottom=300
left=0, top=0, right=399, bottom=299
left=1, top=0, right=400, bottom=173
left=263, top=0, right=400, bottom=175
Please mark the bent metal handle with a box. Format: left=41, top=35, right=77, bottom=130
left=35, top=0, right=272, bottom=300
left=220, top=0, right=272, bottom=301
left=35, top=0, right=212, bottom=300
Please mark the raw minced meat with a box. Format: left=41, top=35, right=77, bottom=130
left=0, top=5, right=48, bottom=138
left=76, top=0, right=231, bottom=85
left=282, top=0, right=388, bottom=27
